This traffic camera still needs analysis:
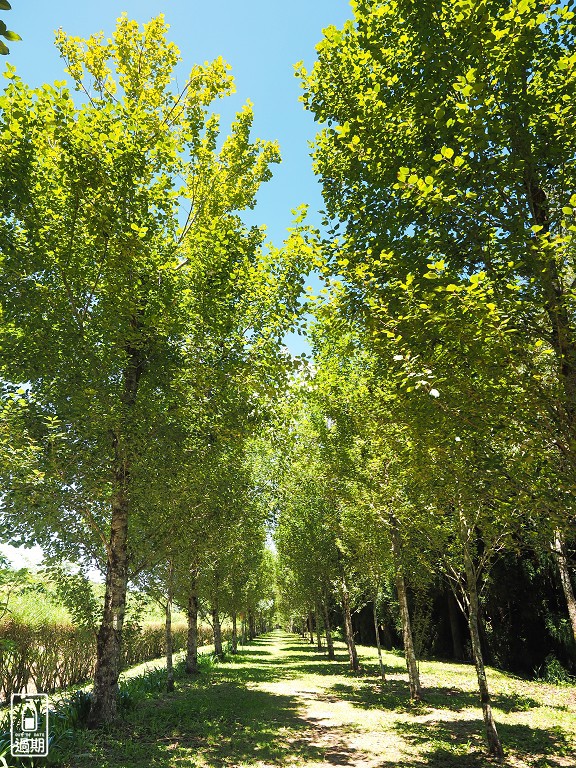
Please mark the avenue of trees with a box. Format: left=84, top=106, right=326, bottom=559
left=1, top=1, right=575, bottom=760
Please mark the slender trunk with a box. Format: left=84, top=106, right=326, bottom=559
left=373, top=600, right=386, bottom=682
left=448, top=591, right=465, bottom=660
left=165, top=599, right=174, bottom=691
left=165, top=564, right=174, bottom=692
left=461, top=515, right=504, bottom=758
left=308, top=611, right=314, bottom=644
left=88, top=489, right=129, bottom=726
left=248, top=610, right=256, bottom=640
left=517, top=118, right=576, bottom=640
left=315, top=604, right=322, bottom=650
left=522, top=162, right=576, bottom=574
left=323, top=601, right=335, bottom=660
left=89, top=341, right=143, bottom=727
left=341, top=579, right=359, bottom=671
left=552, top=530, right=576, bottom=643
left=241, top=615, right=247, bottom=645
left=185, top=579, right=199, bottom=675
left=391, top=523, right=421, bottom=701
left=523, top=168, right=576, bottom=439
left=212, top=606, right=223, bottom=659
left=231, top=612, right=238, bottom=653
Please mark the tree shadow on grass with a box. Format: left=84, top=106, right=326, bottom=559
left=239, top=639, right=355, bottom=679
left=394, top=717, right=573, bottom=768
left=280, top=643, right=320, bottom=653
left=325, top=679, right=546, bottom=717
left=326, top=680, right=413, bottom=712
left=66, top=678, right=369, bottom=768
left=233, top=648, right=275, bottom=658
left=425, top=687, right=543, bottom=715
left=220, top=655, right=298, bottom=685
left=277, top=653, right=352, bottom=675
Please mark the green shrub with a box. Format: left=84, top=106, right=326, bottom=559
left=537, top=654, right=575, bottom=685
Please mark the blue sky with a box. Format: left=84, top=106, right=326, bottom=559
left=0, top=1, right=352, bottom=571
left=3, top=1, right=352, bottom=357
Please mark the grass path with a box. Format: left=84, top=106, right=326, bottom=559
left=64, top=631, right=575, bottom=768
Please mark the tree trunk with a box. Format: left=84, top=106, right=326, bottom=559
left=308, top=611, right=314, bottom=644
left=232, top=612, right=238, bottom=653
left=552, top=530, right=576, bottom=643
left=165, top=581, right=174, bottom=692
left=391, top=523, right=421, bottom=701
left=341, top=579, right=359, bottom=671
left=88, top=490, right=129, bottom=726
left=89, top=342, right=143, bottom=727
left=521, top=168, right=576, bottom=612
left=524, top=172, right=576, bottom=442
left=248, top=610, right=256, bottom=640
left=315, top=604, right=322, bottom=650
left=185, top=581, right=199, bottom=675
left=461, top=515, right=504, bottom=758
left=373, top=599, right=386, bottom=682
left=523, top=171, right=576, bottom=646
left=448, top=591, right=465, bottom=660
left=323, top=601, right=335, bottom=660
left=212, top=606, right=223, bottom=659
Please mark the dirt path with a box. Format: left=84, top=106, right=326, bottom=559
left=248, top=633, right=397, bottom=768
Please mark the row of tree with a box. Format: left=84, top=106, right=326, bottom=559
left=0, top=16, right=299, bottom=724
left=274, top=0, right=576, bottom=760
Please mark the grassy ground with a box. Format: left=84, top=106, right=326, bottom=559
left=59, top=631, right=575, bottom=768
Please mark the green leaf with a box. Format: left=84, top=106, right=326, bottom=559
left=440, top=146, right=454, bottom=159
left=0, top=39, right=8, bottom=55
left=2, top=30, right=21, bottom=41
left=0, top=0, right=12, bottom=9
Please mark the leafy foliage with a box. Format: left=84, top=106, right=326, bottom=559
left=0, top=1, right=20, bottom=56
